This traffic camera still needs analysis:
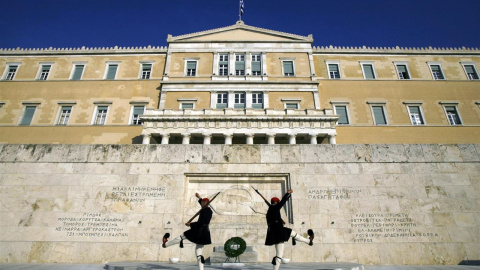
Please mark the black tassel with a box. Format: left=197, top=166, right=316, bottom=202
left=271, top=256, right=280, bottom=265
left=308, top=229, right=314, bottom=237
left=292, top=237, right=296, bottom=245
left=197, top=255, right=205, bottom=264
left=180, top=239, right=184, bottom=248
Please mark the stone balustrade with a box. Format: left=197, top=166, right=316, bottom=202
left=140, top=108, right=338, bottom=145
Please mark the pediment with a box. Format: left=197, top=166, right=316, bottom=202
left=167, top=21, right=313, bottom=43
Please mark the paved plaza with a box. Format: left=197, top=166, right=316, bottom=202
left=1, top=262, right=479, bottom=270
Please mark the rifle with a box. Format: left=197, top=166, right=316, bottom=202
left=251, top=186, right=271, bottom=207
left=185, top=191, right=221, bottom=226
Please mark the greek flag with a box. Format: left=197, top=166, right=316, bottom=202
left=240, top=0, right=244, bottom=15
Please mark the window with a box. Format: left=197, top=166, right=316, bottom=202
left=93, top=106, right=109, bottom=125
left=105, top=63, right=119, bottom=80
left=282, top=61, right=294, bottom=76
left=141, top=64, right=152, bottom=79
left=334, top=105, right=350, bottom=125
left=216, top=92, right=228, bottom=109
left=235, top=54, right=245, bottom=76
left=184, top=61, right=197, bottom=77
left=370, top=105, right=387, bottom=125
left=131, top=105, right=145, bottom=125
left=407, top=106, right=425, bottom=125
left=70, top=64, right=85, bottom=80
left=428, top=63, right=445, bottom=80
left=252, top=54, right=262, bottom=76
left=444, top=105, right=462, bottom=125
left=57, top=106, right=72, bottom=125
left=20, top=106, right=37, bottom=125
left=326, top=61, right=341, bottom=79
left=181, top=103, right=194, bottom=109
left=234, top=92, right=246, bottom=109
left=394, top=62, right=410, bottom=80
left=38, top=64, right=51, bottom=80
left=3, top=64, right=19, bottom=80
left=219, top=54, right=229, bottom=76
left=461, top=63, right=479, bottom=80
left=360, top=62, right=376, bottom=79
left=252, top=92, right=263, bottom=109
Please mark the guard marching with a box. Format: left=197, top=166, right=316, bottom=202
left=162, top=193, right=213, bottom=270
left=265, top=189, right=314, bottom=270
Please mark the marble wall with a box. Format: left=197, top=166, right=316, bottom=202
left=0, top=144, right=479, bottom=265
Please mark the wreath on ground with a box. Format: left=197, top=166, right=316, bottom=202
left=224, top=237, right=247, bottom=258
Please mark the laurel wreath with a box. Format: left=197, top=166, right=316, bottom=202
left=224, top=237, right=247, bottom=258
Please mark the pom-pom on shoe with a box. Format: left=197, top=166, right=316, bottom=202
left=307, top=229, right=314, bottom=246
left=162, top=233, right=170, bottom=248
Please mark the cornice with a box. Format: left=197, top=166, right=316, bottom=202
left=313, top=45, right=480, bottom=55
left=0, top=46, right=168, bottom=56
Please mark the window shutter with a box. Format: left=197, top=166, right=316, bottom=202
left=465, top=65, right=475, bottom=73
left=283, top=61, right=293, bottom=74
left=252, top=61, right=261, bottom=72
left=133, top=106, right=144, bottom=115
left=329, top=64, right=339, bottom=72
left=397, top=65, right=407, bottom=73
left=20, top=106, right=36, bottom=125
left=72, top=65, right=84, bottom=80
left=409, top=106, right=420, bottom=115
left=42, top=65, right=51, bottom=72
left=106, top=65, right=117, bottom=79
left=98, top=106, right=108, bottom=112
left=363, top=65, right=375, bottom=79
left=336, top=106, right=349, bottom=124
left=235, top=61, right=245, bottom=70
left=186, top=62, right=196, bottom=70
left=182, top=103, right=194, bottom=109
left=372, top=106, right=386, bottom=125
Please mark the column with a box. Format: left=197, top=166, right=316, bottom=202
left=182, top=133, right=191, bottom=145
left=288, top=133, right=297, bottom=145
left=263, top=91, right=269, bottom=109
left=142, top=133, right=151, bottom=145
left=246, top=133, right=254, bottom=144
left=224, top=133, right=233, bottom=145
left=203, top=133, right=212, bottom=145
left=267, top=133, right=276, bottom=145
left=246, top=52, right=252, bottom=75
left=308, top=52, right=316, bottom=78
left=310, top=133, right=318, bottom=145
left=245, top=90, right=252, bottom=109
left=210, top=91, right=217, bottom=109
left=261, top=52, right=267, bottom=76
left=228, top=90, right=235, bottom=109
left=229, top=52, right=235, bottom=76
left=212, top=53, right=219, bottom=75
left=161, top=134, right=170, bottom=145
left=329, top=134, right=337, bottom=144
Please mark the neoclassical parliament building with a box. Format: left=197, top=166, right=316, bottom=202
left=1, top=21, right=479, bottom=145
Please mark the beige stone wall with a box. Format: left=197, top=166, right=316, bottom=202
left=314, top=54, right=480, bottom=80
left=167, top=53, right=213, bottom=78
left=319, top=80, right=480, bottom=126
left=268, top=91, right=316, bottom=110
left=0, top=144, right=479, bottom=265
left=163, top=91, right=211, bottom=110
left=0, top=80, right=159, bottom=125
left=0, top=55, right=165, bottom=80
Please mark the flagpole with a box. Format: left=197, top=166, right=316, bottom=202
left=239, top=0, right=241, bottom=21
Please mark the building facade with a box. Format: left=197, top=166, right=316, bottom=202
left=1, top=21, right=479, bottom=145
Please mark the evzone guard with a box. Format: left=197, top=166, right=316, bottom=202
left=162, top=192, right=218, bottom=270
left=254, top=187, right=314, bottom=270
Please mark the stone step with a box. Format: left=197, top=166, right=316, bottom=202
left=210, top=245, right=258, bottom=264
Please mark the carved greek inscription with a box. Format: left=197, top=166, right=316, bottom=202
left=55, top=213, right=128, bottom=238
left=351, top=213, right=438, bottom=243
left=108, top=186, right=166, bottom=202
left=308, top=188, right=362, bottom=200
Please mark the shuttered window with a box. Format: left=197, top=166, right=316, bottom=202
left=219, top=54, right=228, bottom=76
left=362, top=64, right=376, bottom=79
left=235, top=55, right=245, bottom=76
left=186, top=61, right=197, bottom=76
left=106, top=64, right=118, bottom=80
left=464, top=65, right=479, bottom=80
left=283, top=61, right=294, bottom=76
left=328, top=64, right=340, bottom=79
left=335, top=105, right=349, bottom=125
left=372, top=106, right=387, bottom=125
left=252, top=54, right=261, bottom=76
left=38, top=65, right=51, bottom=80
left=141, top=64, right=152, bottom=79
left=396, top=64, right=410, bottom=79
left=71, top=65, right=84, bottom=80
left=131, top=106, right=145, bottom=125
left=408, top=106, right=424, bottom=125
left=430, top=65, right=444, bottom=80
left=57, top=106, right=72, bottom=125
left=445, top=106, right=462, bottom=125
left=20, top=106, right=37, bottom=125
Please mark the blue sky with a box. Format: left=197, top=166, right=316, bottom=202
left=1, top=0, right=479, bottom=49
